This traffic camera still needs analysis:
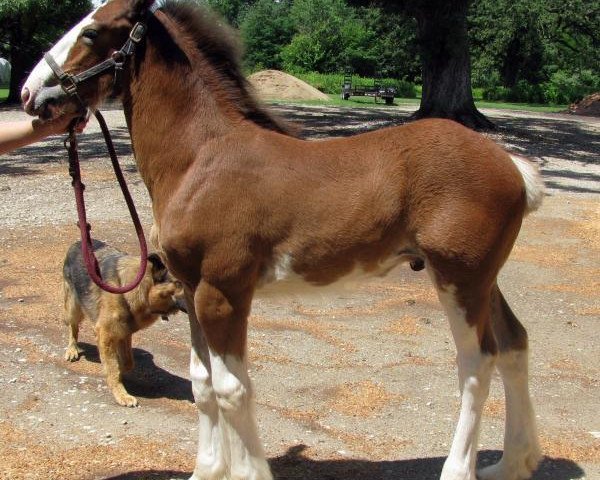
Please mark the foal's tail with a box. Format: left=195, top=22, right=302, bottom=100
left=510, top=154, right=545, bottom=214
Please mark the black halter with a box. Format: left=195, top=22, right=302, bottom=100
left=44, top=21, right=148, bottom=105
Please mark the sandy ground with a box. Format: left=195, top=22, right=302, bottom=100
left=0, top=103, right=598, bottom=480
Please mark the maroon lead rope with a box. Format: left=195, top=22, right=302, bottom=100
left=66, top=110, right=147, bottom=293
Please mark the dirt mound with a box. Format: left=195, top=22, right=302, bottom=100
left=248, top=70, right=329, bottom=101
left=567, top=92, right=600, bottom=117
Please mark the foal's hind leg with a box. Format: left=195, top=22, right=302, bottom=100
left=478, top=286, right=541, bottom=480
left=194, top=279, right=272, bottom=480
left=435, top=283, right=496, bottom=480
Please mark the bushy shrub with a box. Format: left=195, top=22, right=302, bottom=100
left=511, top=80, right=545, bottom=103
left=281, top=35, right=328, bottom=73
left=391, top=79, right=417, bottom=98
left=293, top=72, right=345, bottom=93
left=482, top=85, right=511, bottom=102
left=239, top=0, right=294, bottom=71
left=482, top=81, right=543, bottom=103
left=482, top=70, right=599, bottom=105
left=542, top=70, right=599, bottom=105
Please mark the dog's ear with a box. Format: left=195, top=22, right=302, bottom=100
left=147, top=253, right=168, bottom=282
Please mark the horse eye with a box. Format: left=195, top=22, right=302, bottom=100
left=81, top=29, right=99, bottom=40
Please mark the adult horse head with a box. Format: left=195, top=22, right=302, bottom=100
left=23, top=2, right=544, bottom=480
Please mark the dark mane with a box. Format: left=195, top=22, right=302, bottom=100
left=159, top=0, right=296, bottom=136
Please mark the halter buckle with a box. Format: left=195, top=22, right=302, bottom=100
left=61, top=75, right=79, bottom=97
left=129, top=22, right=147, bottom=43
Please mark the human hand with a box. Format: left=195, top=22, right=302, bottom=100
left=0, top=114, right=88, bottom=156
left=32, top=112, right=88, bottom=136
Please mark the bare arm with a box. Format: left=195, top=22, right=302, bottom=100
left=0, top=116, right=77, bottom=156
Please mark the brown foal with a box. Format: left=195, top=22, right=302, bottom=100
left=23, top=1, right=544, bottom=479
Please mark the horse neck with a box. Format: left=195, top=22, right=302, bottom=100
left=123, top=42, right=242, bottom=208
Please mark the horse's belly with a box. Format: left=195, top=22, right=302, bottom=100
left=255, top=252, right=411, bottom=299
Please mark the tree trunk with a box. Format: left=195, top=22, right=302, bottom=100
left=411, top=0, right=494, bottom=130
left=7, top=55, right=29, bottom=104
left=5, top=21, right=32, bottom=105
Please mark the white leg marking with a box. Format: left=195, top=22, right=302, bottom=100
left=188, top=347, right=226, bottom=480
left=210, top=352, right=272, bottom=480
left=437, top=287, right=495, bottom=480
left=478, top=350, right=542, bottom=480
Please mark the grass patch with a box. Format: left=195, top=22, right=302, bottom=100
left=268, top=74, right=566, bottom=113
left=475, top=100, right=567, bottom=113
left=269, top=93, right=566, bottom=113
left=292, top=71, right=417, bottom=98
left=272, top=94, right=420, bottom=108
left=0, top=87, right=8, bottom=101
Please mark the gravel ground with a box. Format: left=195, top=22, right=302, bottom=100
left=0, top=103, right=598, bottom=480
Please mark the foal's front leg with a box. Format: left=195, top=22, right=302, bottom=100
left=187, top=291, right=226, bottom=480
left=195, top=279, right=272, bottom=480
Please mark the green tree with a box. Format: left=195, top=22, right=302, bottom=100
left=206, top=0, right=256, bottom=27
left=548, top=0, right=599, bottom=74
left=407, top=0, right=494, bottom=129
left=469, top=0, right=599, bottom=102
left=350, top=0, right=494, bottom=130
left=239, top=0, right=294, bottom=71
left=282, top=0, right=374, bottom=74
left=470, top=0, right=599, bottom=84
left=0, top=0, right=92, bottom=104
left=358, top=6, right=419, bottom=80
left=471, top=0, right=551, bottom=88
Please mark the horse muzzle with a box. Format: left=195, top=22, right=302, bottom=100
left=23, top=84, right=85, bottom=119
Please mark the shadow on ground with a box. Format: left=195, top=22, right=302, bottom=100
left=271, top=105, right=599, bottom=194
left=490, top=116, right=599, bottom=167
left=272, top=104, right=408, bottom=139
left=1, top=104, right=597, bottom=192
left=100, top=444, right=586, bottom=479
left=77, top=342, right=193, bottom=402
left=0, top=127, right=134, bottom=176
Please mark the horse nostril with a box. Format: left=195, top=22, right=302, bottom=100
left=21, top=87, right=31, bottom=105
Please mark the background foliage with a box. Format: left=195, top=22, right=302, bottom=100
left=469, top=0, right=599, bottom=104
left=294, top=71, right=417, bottom=97
left=208, top=0, right=598, bottom=105
left=0, top=0, right=92, bottom=101
left=0, top=0, right=597, bottom=105
left=0, top=0, right=90, bottom=62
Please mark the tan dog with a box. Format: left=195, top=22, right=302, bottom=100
left=62, top=239, right=185, bottom=407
